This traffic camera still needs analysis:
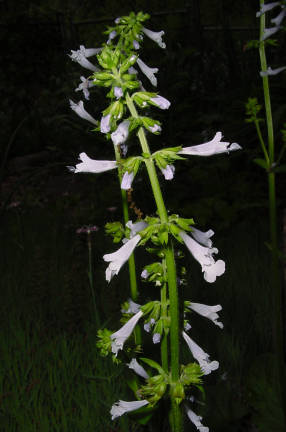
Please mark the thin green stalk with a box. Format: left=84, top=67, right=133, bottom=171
left=259, top=1, right=286, bottom=424
left=160, top=280, right=168, bottom=372
left=254, top=120, right=269, bottom=164
left=113, top=143, right=141, bottom=344
left=126, top=92, right=182, bottom=432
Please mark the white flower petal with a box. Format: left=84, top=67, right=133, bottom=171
left=111, top=120, right=130, bottom=145
left=110, top=399, right=149, bottom=420
left=152, top=333, right=161, bottom=344
left=256, top=2, right=280, bottom=17
left=100, top=114, right=111, bottom=133
left=137, top=58, right=158, bottom=87
left=104, top=234, right=141, bottom=282
left=150, top=96, right=171, bottom=110
left=133, top=40, right=140, bottom=50
left=72, top=153, right=117, bottom=174
left=178, top=132, right=241, bottom=156
left=126, top=220, right=148, bottom=238
left=69, top=100, right=98, bottom=125
left=121, top=299, right=141, bottom=314
left=128, top=358, right=149, bottom=379
left=75, top=76, right=95, bottom=100
left=110, top=310, right=143, bottom=355
left=161, top=164, right=175, bottom=180
left=149, top=123, right=161, bottom=133
left=179, top=231, right=225, bottom=283
left=182, top=331, right=219, bottom=376
left=190, top=227, right=214, bottom=248
left=107, top=30, right=117, bottom=44
left=142, top=27, right=166, bottom=49
left=261, top=26, right=280, bottom=40
left=69, top=47, right=99, bottom=72
left=141, top=269, right=149, bottom=279
left=185, top=405, right=209, bottom=432
left=121, top=172, right=134, bottom=190
left=271, top=8, right=286, bottom=26
left=114, top=86, right=123, bottom=99
left=260, top=66, right=286, bottom=76
left=188, top=302, right=223, bottom=329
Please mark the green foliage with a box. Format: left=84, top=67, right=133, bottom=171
left=245, top=97, right=264, bottom=124
left=105, top=221, right=125, bottom=243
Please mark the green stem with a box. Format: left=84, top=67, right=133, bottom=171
left=126, top=92, right=182, bottom=432
left=161, top=279, right=169, bottom=372
left=259, top=1, right=286, bottom=424
left=254, top=120, right=269, bottom=164
left=113, top=144, right=141, bottom=344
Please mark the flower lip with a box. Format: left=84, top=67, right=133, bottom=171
left=178, top=132, right=241, bottom=157
left=182, top=331, right=219, bottom=375
left=136, top=58, right=158, bottom=87
left=142, top=27, right=166, bottom=49
left=69, top=99, right=98, bottom=125
left=110, top=399, right=149, bottom=420
left=110, top=310, right=143, bottom=355
left=71, top=153, right=117, bottom=174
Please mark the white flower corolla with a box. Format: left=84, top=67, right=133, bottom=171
left=261, top=26, right=280, bottom=40
left=75, top=76, right=95, bottom=100
left=133, top=40, right=140, bottom=50
left=110, top=399, right=149, bottom=420
left=69, top=100, right=98, bottom=125
left=121, top=143, right=128, bottom=157
left=107, top=30, right=117, bottom=44
left=256, top=1, right=280, bottom=17
left=104, top=234, right=141, bottom=282
left=69, top=45, right=99, bottom=71
left=150, top=96, right=171, bottom=110
left=153, top=333, right=161, bottom=344
left=110, top=310, right=143, bottom=355
left=141, top=269, right=149, bottom=279
left=185, top=405, right=209, bottom=432
left=271, top=7, right=286, bottom=26
left=187, top=302, right=223, bottom=329
left=121, top=299, right=141, bottom=314
left=184, top=322, right=192, bottom=331
left=161, top=165, right=175, bottom=180
left=260, top=66, right=286, bottom=76
left=190, top=227, right=214, bottom=248
left=111, top=120, right=130, bottom=145
left=69, top=153, right=117, bottom=174
left=142, top=27, right=166, bottom=49
left=178, top=132, right=241, bottom=157
left=121, top=172, right=134, bottom=190
left=179, top=231, right=225, bottom=283
left=114, top=86, right=123, bottom=99
left=137, top=58, right=158, bottom=87
left=126, top=220, right=148, bottom=238
left=128, top=358, right=149, bottom=379
left=149, top=124, right=161, bottom=133
left=182, top=331, right=219, bottom=375
left=100, top=114, right=111, bottom=133
left=128, top=66, right=138, bottom=75
left=115, top=17, right=121, bottom=24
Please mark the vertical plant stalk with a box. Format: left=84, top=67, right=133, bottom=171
left=259, top=1, right=286, bottom=423
left=161, top=264, right=168, bottom=371
left=126, top=92, right=182, bottom=432
left=113, top=144, right=141, bottom=344
left=87, top=231, right=100, bottom=328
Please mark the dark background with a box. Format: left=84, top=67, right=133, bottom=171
left=1, top=0, right=286, bottom=431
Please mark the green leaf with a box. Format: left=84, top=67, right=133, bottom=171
left=140, top=357, right=165, bottom=375
left=253, top=158, right=269, bottom=170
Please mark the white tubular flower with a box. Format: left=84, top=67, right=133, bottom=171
left=75, top=76, right=95, bottom=100
left=107, top=30, right=117, bottom=44
left=110, top=399, right=149, bottom=420
left=150, top=96, right=171, bottom=110
left=142, top=27, right=166, bottom=49
left=179, top=231, right=225, bottom=283
left=128, top=358, right=149, bottom=379
left=185, top=405, right=209, bottom=432
left=256, top=1, right=280, bottom=17
left=184, top=322, right=192, bottom=331
left=182, top=331, right=219, bottom=375
left=260, top=66, right=286, bottom=76
left=133, top=40, right=140, bottom=50
left=161, top=165, right=175, bottom=180
left=114, top=86, right=123, bottom=99
left=271, top=8, right=286, bottom=26
left=69, top=153, right=117, bottom=174
left=261, top=26, right=280, bottom=40
left=121, top=299, right=141, bottom=314
left=126, top=220, right=148, bottom=238
left=153, top=333, right=161, bottom=344
left=149, top=124, right=162, bottom=133
left=100, top=114, right=111, bottom=133
left=69, top=45, right=99, bottom=71
left=187, top=302, right=223, bottom=329
left=110, top=310, right=143, bottom=355
left=104, top=234, right=141, bottom=282
left=141, top=269, right=149, bottom=279
left=137, top=58, right=158, bottom=87
left=121, top=172, right=134, bottom=190
left=178, top=132, right=241, bottom=157
left=128, top=66, right=138, bottom=75
left=111, top=120, right=130, bottom=145
left=69, top=100, right=98, bottom=125
left=190, top=227, right=214, bottom=248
